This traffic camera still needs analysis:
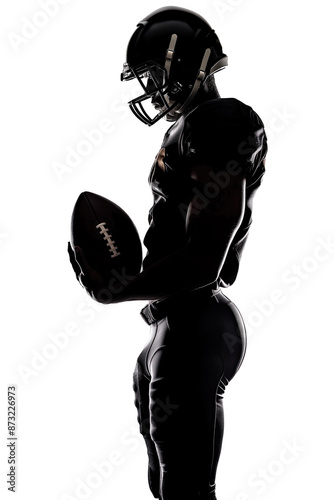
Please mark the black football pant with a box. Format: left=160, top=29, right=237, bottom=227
left=133, top=283, right=247, bottom=500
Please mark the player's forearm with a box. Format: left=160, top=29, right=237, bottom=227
left=101, top=246, right=218, bottom=303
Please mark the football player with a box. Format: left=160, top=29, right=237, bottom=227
left=68, top=7, right=268, bottom=500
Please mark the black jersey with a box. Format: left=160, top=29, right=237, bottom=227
left=143, top=97, right=268, bottom=287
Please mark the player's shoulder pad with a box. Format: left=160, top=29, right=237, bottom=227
left=183, top=98, right=267, bottom=169
left=185, top=98, right=263, bottom=129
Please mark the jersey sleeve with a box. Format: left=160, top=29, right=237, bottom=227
left=183, top=98, right=267, bottom=179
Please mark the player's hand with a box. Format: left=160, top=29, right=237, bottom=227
left=67, top=241, right=82, bottom=282
left=67, top=242, right=113, bottom=303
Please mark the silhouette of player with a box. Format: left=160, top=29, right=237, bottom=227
left=68, top=7, right=267, bottom=500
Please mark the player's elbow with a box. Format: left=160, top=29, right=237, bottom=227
left=182, top=248, right=222, bottom=288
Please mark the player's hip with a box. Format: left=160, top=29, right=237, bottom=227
left=137, top=283, right=247, bottom=380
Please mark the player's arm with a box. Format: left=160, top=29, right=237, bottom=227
left=184, top=162, right=246, bottom=284
left=69, top=163, right=245, bottom=303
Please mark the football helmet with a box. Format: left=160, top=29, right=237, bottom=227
left=121, top=6, right=228, bottom=126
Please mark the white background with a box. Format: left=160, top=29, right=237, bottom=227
left=1, top=0, right=333, bottom=499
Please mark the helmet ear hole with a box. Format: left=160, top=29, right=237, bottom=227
left=169, top=82, right=183, bottom=96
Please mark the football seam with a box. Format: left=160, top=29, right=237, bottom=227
left=82, top=192, right=122, bottom=258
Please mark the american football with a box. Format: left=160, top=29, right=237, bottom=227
left=70, top=191, right=142, bottom=278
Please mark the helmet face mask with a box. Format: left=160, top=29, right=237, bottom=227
left=121, top=61, right=183, bottom=125
left=121, top=7, right=228, bottom=126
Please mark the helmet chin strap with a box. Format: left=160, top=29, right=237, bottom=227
left=161, top=33, right=179, bottom=113
left=162, top=34, right=212, bottom=119
left=164, top=33, right=178, bottom=79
